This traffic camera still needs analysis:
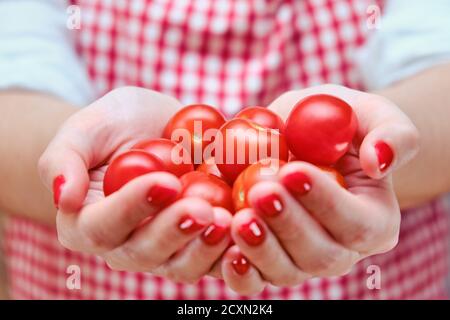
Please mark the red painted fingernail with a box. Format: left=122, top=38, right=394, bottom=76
left=281, top=171, right=312, bottom=197
left=231, top=253, right=250, bottom=275
left=202, top=224, right=229, bottom=246
left=53, top=175, right=65, bottom=209
left=178, top=215, right=206, bottom=234
left=255, top=194, right=284, bottom=217
left=238, top=219, right=265, bottom=246
left=375, top=141, right=394, bottom=172
left=147, top=185, right=178, bottom=207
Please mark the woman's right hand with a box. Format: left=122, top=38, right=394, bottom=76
left=38, top=87, right=232, bottom=283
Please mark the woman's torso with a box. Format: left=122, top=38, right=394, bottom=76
left=5, top=0, right=449, bottom=299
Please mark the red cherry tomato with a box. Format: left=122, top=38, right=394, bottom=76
left=179, top=171, right=233, bottom=212
left=235, top=106, right=285, bottom=133
left=132, top=138, right=193, bottom=177
left=196, top=158, right=230, bottom=184
left=285, top=94, right=358, bottom=166
left=103, top=150, right=165, bottom=196
left=162, top=104, right=226, bottom=165
left=317, top=166, right=346, bottom=188
left=232, top=159, right=286, bottom=211
left=215, top=118, right=289, bottom=183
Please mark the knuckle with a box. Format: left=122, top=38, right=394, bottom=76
left=80, top=223, right=115, bottom=252
left=342, top=222, right=376, bottom=250
left=301, top=248, right=349, bottom=276
left=342, top=221, right=384, bottom=252
left=377, top=231, right=399, bottom=254
left=380, top=237, right=399, bottom=253
left=166, top=270, right=202, bottom=285
left=312, top=197, right=342, bottom=222
left=56, top=232, right=79, bottom=252
left=344, top=213, right=400, bottom=253
left=269, top=273, right=305, bottom=287
left=103, top=253, right=139, bottom=272
left=104, top=259, right=124, bottom=272
left=119, top=245, right=159, bottom=271
left=116, top=206, right=144, bottom=229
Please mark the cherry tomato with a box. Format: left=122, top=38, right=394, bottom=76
left=196, top=157, right=230, bottom=184
left=179, top=171, right=233, bottom=212
left=317, top=166, right=346, bottom=188
left=235, top=106, right=285, bottom=133
left=215, top=118, right=289, bottom=183
left=162, top=104, right=226, bottom=165
left=103, top=150, right=165, bottom=196
left=232, top=159, right=286, bottom=211
left=285, top=94, right=358, bottom=166
left=132, top=138, right=193, bottom=177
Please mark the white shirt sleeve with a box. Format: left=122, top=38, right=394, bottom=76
left=357, top=0, right=450, bottom=90
left=0, top=0, right=94, bottom=106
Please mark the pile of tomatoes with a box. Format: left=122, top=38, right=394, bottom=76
left=103, top=94, right=358, bottom=212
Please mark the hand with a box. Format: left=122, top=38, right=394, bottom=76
left=38, top=87, right=232, bottom=283
left=220, top=84, right=420, bottom=295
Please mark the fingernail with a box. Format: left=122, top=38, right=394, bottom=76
left=375, top=141, right=394, bottom=172
left=178, top=215, right=206, bottom=234
left=238, top=219, right=265, bottom=246
left=202, top=224, right=229, bottom=246
left=147, top=185, right=178, bottom=207
left=255, top=194, right=284, bottom=217
left=53, top=175, right=66, bottom=209
left=281, top=171, right=312, bottom=197
left=231, top=253, right=250, bottom=275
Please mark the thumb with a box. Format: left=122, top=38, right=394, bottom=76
left=359, top=120, right=420, bottom=180
left=38, top=143, right=90, bottom=213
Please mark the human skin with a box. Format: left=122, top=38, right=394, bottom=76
left=0, top=64, right=449, bottom=293
left=219, top=65, right=450, bottom=294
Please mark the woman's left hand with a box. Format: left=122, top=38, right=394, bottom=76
left=219, top=85, right=420, bottom=295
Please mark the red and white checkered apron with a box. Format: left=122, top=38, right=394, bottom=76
left=4, top=0, right=450, bottom=299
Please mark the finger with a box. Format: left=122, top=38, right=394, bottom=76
left=231, top=209, right=310, bottom=287
left=104, top=197, right=214, bottom=272
left=278, top=161, right=398, bottom=252
left=221, top=245, right=266, bottom=296
left=160, top=207, right=232, bottom=284
left=248, top=181, right=359, bottom=276
left=208, top=260, right=223, bottom=279
left=57, top=172, right=180, bottom=253
left=267, top=85, right=420, bottom=179
left=38, top=144, right=90, bottom=213
left=358, top=115, right=419, bottom=179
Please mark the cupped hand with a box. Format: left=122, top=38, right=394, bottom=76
left=220, top=84, right=420, bottom=295
left=38, top=87, right=232, bottom=283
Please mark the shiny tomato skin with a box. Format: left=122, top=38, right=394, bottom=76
left=235, top=106, right=285, bottom=133
left=196, top=158, right=230, bottom=184
left=215, top=118, right=289, bottom=183
left=179, top=171, right=234, bottom=212
left=162, top=104, right=226, bottom=164
left=132, top=138, right=193, bottom=177
left=317, top=166, right=346, bottom=188
left=285, top=94, right=358, bottom=166
left=232, top=159, right=286, bottom=211
left=103, top=150, right=165, bottom=196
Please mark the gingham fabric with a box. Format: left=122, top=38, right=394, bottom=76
left=4, top=0, right=450, bottom=299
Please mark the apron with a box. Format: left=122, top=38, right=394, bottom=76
left=5, top=0, right=449, bottom=299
